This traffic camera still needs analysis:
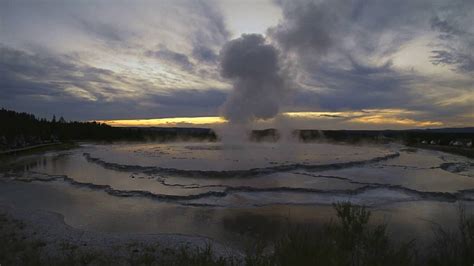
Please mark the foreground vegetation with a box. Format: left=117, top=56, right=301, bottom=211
left=1, top=202, right=473, bottom=265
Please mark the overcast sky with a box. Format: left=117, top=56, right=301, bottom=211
left=1, top=0, right=473, bottom=129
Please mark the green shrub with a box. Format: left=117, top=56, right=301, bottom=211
left=2, top=203, right=473, bottom=266
left=428, top=205, right=474, bottom=266
left=262, top=202, right=416, bottom=266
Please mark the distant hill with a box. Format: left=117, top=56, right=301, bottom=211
left=260, top=128, right=473, bottom=148
left=411, top=127, right=474, bottom=133
left=128, top=127, right=215, bottom=134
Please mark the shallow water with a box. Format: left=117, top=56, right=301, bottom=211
left=1, top=142, right=473, bottom=248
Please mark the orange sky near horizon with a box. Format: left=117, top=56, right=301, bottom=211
left=96, top=109, right=444, bottom=129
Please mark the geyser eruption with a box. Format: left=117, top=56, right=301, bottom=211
left=219, top=34, right=290, bottom=125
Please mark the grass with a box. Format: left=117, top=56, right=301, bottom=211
left=0, top=212, right=235, bottom=266
left=0, top=213, right=44, bottom=265
left=427, top=205, right=474, bottom=266
left=244, top=202, right=417, bottom=266
left=1, top=203, right=473, bottom=265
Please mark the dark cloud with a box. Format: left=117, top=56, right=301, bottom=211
left=0, top=89, right=227, bottom=121
left=268, top=0, right=473, bottom=126
left=192, top=45, right=218, bottom=63
left=0, top=0, right=234, bottom=121
left=187, top=1, right=229, bottom=66
left=187, top=1, right=229, bottom=70
left=430, top=50, right=474, bottom=73
left=1, top=0, right=472, bottom=127
left=146, top=89, right=226, bottom=109
left=71, top=89, right=227, bottom=120
left=294, top=60, right=415, bottom=111
left=268, top=0, right=430, bottom=114
left=269, top=0, right=339, bottom=55
left=219, top=34, right=291, bottom=124
left=319, top=114, right=343, bottom=118
left=76, top=18, right=128, bottom=44
left=430, top=16, right=463, bottom=38
left=190, top=0, right=230, bottom=46
left=0, top=45, right=101, bottom=100
left=430, top=4, right=474, bottom=74
left=270, top=0, right=430, bottom=60
left=0, top=45, right=228, bottom=120
left=145, top=47, right=194, bottom=71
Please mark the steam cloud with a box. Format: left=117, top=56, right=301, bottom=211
left=219, top=34, right=290, bottom=124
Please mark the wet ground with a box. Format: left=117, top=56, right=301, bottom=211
left=1, top=142, right=473, bottom=249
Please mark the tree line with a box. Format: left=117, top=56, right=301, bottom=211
left=0, top=108, right=217, bottom=150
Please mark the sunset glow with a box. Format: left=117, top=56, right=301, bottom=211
left=1, top=0, right=472, bottom=128
left=97, top=109, right=444, bottom=128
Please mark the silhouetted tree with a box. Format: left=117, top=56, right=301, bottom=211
left=0, top=108, right=217, bottom=150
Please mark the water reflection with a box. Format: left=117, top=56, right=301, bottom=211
left=0, top=143, right=473, bottom=248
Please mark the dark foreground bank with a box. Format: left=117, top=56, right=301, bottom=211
left=1, top=202, right=472, bottom=266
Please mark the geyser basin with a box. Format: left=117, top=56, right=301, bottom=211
left=1, top=142, right=474, bottom=248
left=81, top=142, right=396, bottom=171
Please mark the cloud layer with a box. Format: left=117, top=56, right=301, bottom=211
left=0, top=0, right=472, bottom=128
left=269, top=0, right=473, bottom=127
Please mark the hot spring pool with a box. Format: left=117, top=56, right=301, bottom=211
left=1, top=142, right=473, bottom=248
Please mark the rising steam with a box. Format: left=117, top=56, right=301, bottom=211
left=219, top=34, right=290, bottom=125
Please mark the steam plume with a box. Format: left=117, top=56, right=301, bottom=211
left=219, top=34, right=290, bottom=125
